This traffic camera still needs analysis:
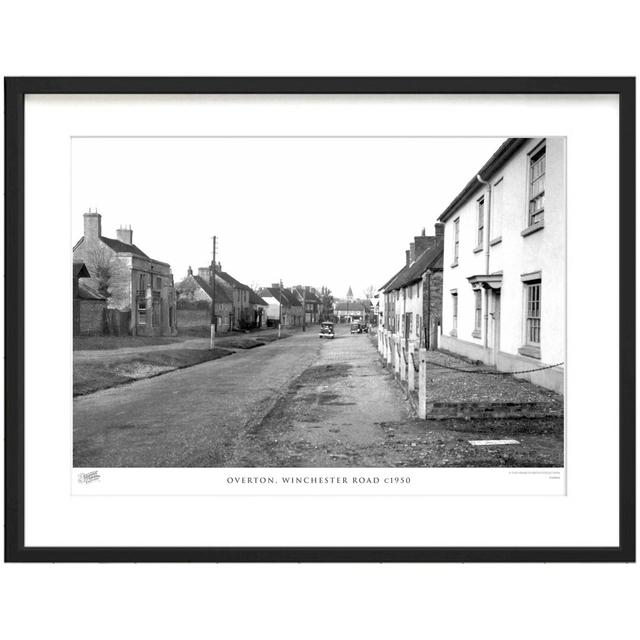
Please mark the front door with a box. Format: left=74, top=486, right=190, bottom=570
left=490, top=290, right=501, bottom=365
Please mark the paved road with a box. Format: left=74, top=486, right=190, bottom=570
left=74, top=324, right=413, bottom=467
left=73, top=330, right=323, bottom=466
left=74, top=324, right=563, bottom=468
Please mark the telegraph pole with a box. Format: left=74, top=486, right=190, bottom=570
left=278, top=279, right=283, bottom=339
left=210, top=235, right=217, bottom=350
left=302, top=286, right=307, bottom=332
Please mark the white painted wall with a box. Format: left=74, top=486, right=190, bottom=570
left=441, top=138, right=565, bottom=370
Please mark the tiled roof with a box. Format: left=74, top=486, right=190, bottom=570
left=281, top=289, right=302, bottom=306
left=192, top=275, right=233, bottom=304
left=259, top=287, right=301, bottom=306
left=249, top=290, right=268, bottom=306
left=258, top=288, right=288, bottom=304
left=100, top=236, right=151, bottom=259
left=292, top=286, right=322, bottom=304
left=384, top=241, right=443, bottom=293
left=334, top=302, right=367, bottom=312
left=217, top=270, right=252, bottom=291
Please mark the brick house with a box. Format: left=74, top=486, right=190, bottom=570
left=292, top=285, right=322, bottom=324
left=381, top=224, right=444, bottom=351
left=73, top=262, right=107, bottom=335
left=73, top=211, right=177, bottom=336
left=438, top=138, right=565, bottom=393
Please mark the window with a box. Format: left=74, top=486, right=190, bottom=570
left=491, top=178, right=503, bottom=241
left=528, top=145, right=545, bottom=226
left=473, top=289, right=482, bottom=336
left=138, top=273, right=146, bottom=292
left=525, top=281, right=541, bottom=345
left=155, top=276, right=162, bottom=290
left=453, top=218, right=460, bottom=264
left=477, top=197, right=485, bottom=248
left=137, top=297, right=147, bottom=326
left=451, top=292, right=458, bottom=335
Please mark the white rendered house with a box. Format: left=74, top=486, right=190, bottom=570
left=439, top=138, right=565, bottom=393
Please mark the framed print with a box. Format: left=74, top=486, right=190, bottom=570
left=4, top=77, right=635, bottom=562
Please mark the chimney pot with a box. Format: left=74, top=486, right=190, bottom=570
left=83, top=209, right=102, bottom=240
left=117, top=225, right=133, bottom=245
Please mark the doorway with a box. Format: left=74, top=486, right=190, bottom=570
left=490, top=289, right=501, bottom=365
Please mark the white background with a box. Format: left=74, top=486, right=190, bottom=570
left=1, top=1, right=638, bottom=639
left=28, top=94, right=604, bottom=546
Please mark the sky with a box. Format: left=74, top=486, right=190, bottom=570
left=71, top=136, right=506, bottom=299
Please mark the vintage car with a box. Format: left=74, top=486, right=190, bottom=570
left=319, top=321, right=335, bottom=339
left=350, top=322, right=363, bottom=334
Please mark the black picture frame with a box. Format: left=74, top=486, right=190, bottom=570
left=4, top=77, right=635, bottom=563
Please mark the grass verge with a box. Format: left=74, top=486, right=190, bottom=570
left=74, top=348, right=232, bottom=396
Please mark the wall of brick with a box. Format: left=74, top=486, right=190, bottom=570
left=75, top=299, right=106, bottom=335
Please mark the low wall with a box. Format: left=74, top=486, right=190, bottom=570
left=76, top=300, right=107, bottom=336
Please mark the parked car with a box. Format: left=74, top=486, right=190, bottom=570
left=350, top=322, right=362, bottom=334
left=319, top=321, right=335, bottom=339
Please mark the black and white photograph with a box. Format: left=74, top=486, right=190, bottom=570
left=71, top=135, right=565, bottom=471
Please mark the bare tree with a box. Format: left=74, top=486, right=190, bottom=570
left=363, top=284, right=377, bottom=299
left=81, top=244, right=128, bottom=303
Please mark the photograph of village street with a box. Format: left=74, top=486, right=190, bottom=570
left=72, top=136, right=565, bottom=468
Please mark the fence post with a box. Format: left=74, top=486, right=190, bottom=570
left=418, top=348, right=428, bottom=419
left=393, top=336, right=401, bottom=377
left=407, top=339, right=416, bottom=391
left=400, top=342, right=407, bottom=382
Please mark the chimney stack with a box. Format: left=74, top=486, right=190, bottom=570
left=406, top=249, right=411, bottom=266
left=409, top=242, right=416, bottom=262
left=116, top=224, right=133, bottom=245
left=435, top=222, right=445, bottom=238
left=83, top=209, right=102, bottom=240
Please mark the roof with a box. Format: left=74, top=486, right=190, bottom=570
left=258, top=287, right=302, bottom=306
left=191, top=275, right=233, bottom=304
left=335, top=302, right=367, bottom=312
left=78, top=281, right=107, bottom=301
left=249, top=290, right=268, bottom=306
left=217, top=270, right=252, bottom=292
left=99, top=236, right=151, bottom=259
left=259, top=287, right=290, bottom=305
left=383, top=241, right=443, bottom=293
left=292, top=286, right=322, bottom=304
left=379, top=264, right=407, bottom=292
left=437, top=138, right=528, bottom=223
left=281, top=289, right=302, bottom=306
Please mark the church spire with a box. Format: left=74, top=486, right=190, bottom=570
left=346, top=285, right=353, bottom=301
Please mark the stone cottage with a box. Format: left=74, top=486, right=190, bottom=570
left=175, top=267, right=234, bottom=332
left=72, top=210, right=177, bottom=336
